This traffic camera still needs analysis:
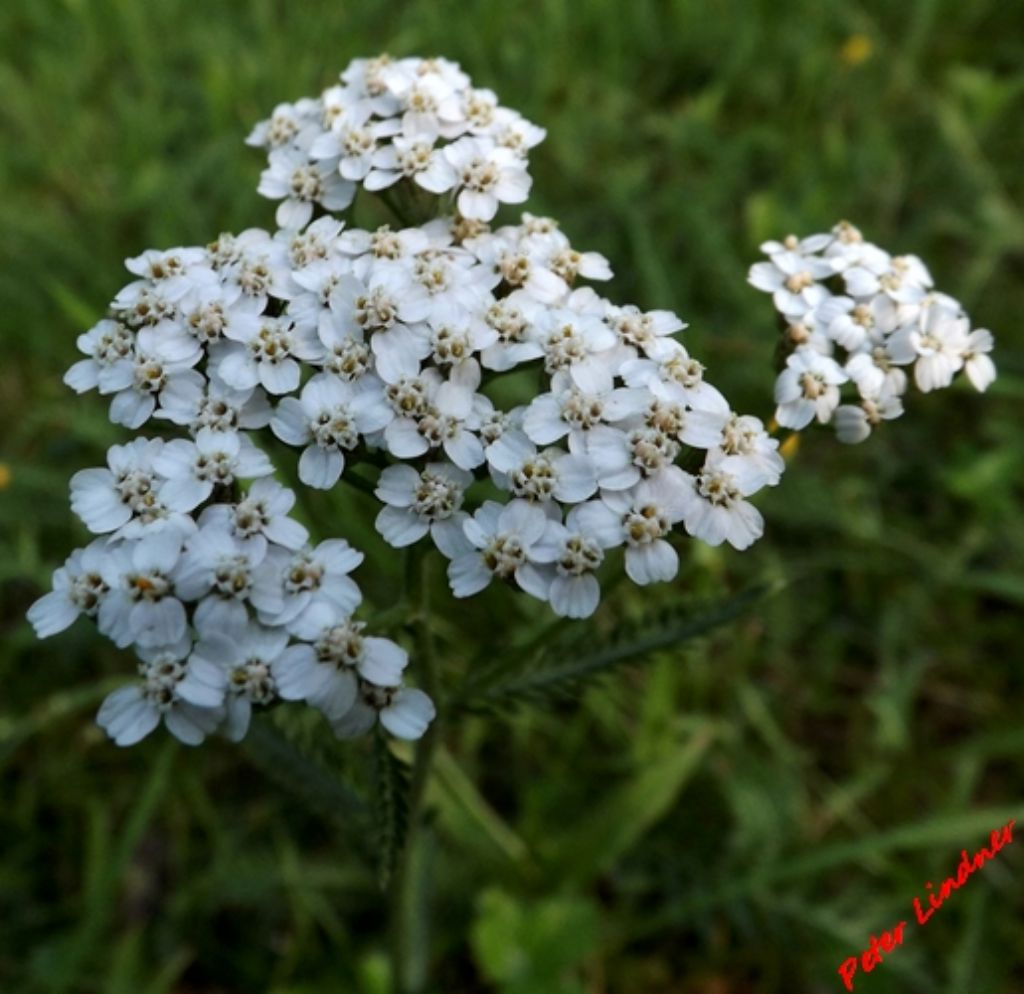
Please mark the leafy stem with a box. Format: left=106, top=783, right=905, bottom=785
left=389, top=545, right=441, bottom=994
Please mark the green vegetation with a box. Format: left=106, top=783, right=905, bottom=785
left=2, top=0, right=1022, bottom=991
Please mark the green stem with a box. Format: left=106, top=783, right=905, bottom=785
left=389, top=546, right=441, bottom=994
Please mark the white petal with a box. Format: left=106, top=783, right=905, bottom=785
left=376, top=506, right=430, bottom=547
left=299, top=445, right=344, bottom=489
left=625, top=541, right=678, bottom=585
left=380, top=688, right=436, bottom=740
left=358, top=638, right=408, bottom=686
left=550, top=574, right=600, bottom=619
left=27, top=590, right=80, bottom=638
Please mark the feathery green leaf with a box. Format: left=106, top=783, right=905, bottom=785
left=457, top=584, right=770, bottom=710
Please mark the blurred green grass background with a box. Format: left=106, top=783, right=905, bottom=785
left=2, top=0, right=1024, bottom=991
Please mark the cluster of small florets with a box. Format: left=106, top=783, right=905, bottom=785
left=748, top=222, right=997, bottom=443
left=248, top=55, right=543, bottom=228
left=31, top=59, right=786, bottom=750
left=33, top=207, right=782, bottom=746
left=28, top=432, right=433, bottom=746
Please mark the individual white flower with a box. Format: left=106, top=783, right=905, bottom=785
left=174, top=282, right=264, bottom=349
left=338, top=222, right=434, bottom=262
left=468, top=234, right=567, bottom=305
left=69, top=438, right=192, bottom=540
left=257, top=147, right=356, bottom=229
left=271, top=374, right=392, bottom=488
left=604, top=304, right=682, bottom=356
left=331, top=684, right=436, bottom=741
left=198, top=478, right=310, bottom=559
left=113, top=282, right=179, bottom=329
left=251, top=539, right=364, bottom=636
left=382, top=363, right=486, bottom=470
left=447, top=499, right=552, bottom=598
left=27, top=539, right=112, bottom=638
left=216, top=314, right=321, bottom=394
left=522, top=228, right=613, bottom=289
left=522, top=372, right=648, bottom=449
left=315, top=314, right=376, bottom=381
left=174, top=524, right=277, bottom=632
left=834, top=391, right=904, bottom=444
left=287, top=256, right=355, bottom=333
left=108, top=352, right=203, bottom=429
left=900, top=302, right=970, bottom=393
left=276, top=216, right=346, bottom=275
left=478, top=293, right=545, bottom=370
left=309, top=108, right=402, bottom=182
left=338, top=55, right=403, bottom=119
left=96, top=531, right=187, bottom=648
left=527, top=307, right=618, bottom=377
left=283, top=603, right=409, bottom=721
left=962, top=328, right=996, bottom=392
left=124, top=247, right=217, bottom=300
left=97, top=638, right=226, bottom=747
left=571, top=468, right=688, bottom=584
left=414, top=301, right=498, bottom=371
left=619, top=339, right=730, bottom=415
left=814, top=294, right=898, bottom=353
left=523, top=506, right=619, bottom=618
left=153, top=429, right=273, bottom=512
left=340, top=259, right=434, bottom=328
left=844, top=340, right=910, bottom=399
left=218, top=228, right=286, bottom=310
left=246, top=99, right=322, bottom=150
left=710, top=414, right=785, bottom=489
left=444, top=137, right=531, bottom=221
left=459, top=85, right=500, bottom=134
left=192, top=621, right=317, bottom=742
left=363, top=132, right=458, bottom=193
left=845, top=254, right=932, bottom=308
left=411, top=254, right=495, bottom=322
left=374, top=462, right=473, bottom=557
left=486, top=429, right=597, bottom=503
left=489, top=107, right=546, bottom=158
left=774, top=348, right=848, bottom=429
left=747, top=251, right=834, bottom=317
left=154, top=372, right=273, bottom=435
left=63, top=319, right=135, bottom=395
left=677, top=457, right=764, bottom=550
left=388, top=65, right=465, bottom=138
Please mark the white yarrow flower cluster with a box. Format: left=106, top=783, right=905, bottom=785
left=248, top=55, right=542, bottom=225
left=749, top=222, right=997, bottom=443
left=33, top=58, right=994, bottom=754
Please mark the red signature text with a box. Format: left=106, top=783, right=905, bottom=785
left=837, top=819, right=1016, bottom=991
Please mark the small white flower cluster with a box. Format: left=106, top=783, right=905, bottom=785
left=748, top=222, right=997, bottom=443
left=29, top=436, right=434, bottom=747
left=248, top=55, right=543, bottom=227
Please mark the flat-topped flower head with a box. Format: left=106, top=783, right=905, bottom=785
left=752, top=225, right=996, bottom=443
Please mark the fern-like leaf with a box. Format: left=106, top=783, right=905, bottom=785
left=457, top=584, right=770, bottom=711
